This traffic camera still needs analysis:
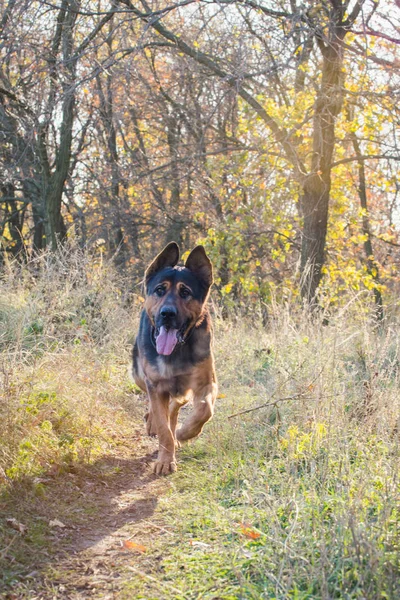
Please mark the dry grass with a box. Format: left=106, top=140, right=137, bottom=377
left=147, top=307, right=400, bottom=599
left=0, top=248, right=399, bottom=598
left=0, top=248, right=138, bottom=484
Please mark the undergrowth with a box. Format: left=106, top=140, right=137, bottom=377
left=0, top=249, right=139, bottom=485
left=0, top=248, right=399, bottom=598
left=123, top=303, right=400, bottom=598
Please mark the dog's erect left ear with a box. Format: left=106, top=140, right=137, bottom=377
left=185, top=245, right=213, bottom=290
left=145, top=242, right=180, bottom=284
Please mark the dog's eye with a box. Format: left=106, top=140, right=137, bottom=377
left=179, top=287, right=191, bottom=299
left=155, top=286, right=166, bottom=297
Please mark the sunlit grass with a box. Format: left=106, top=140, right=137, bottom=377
left=0, top=249, right=399, bottom=598
left=123, top=310, right=400, bottom=599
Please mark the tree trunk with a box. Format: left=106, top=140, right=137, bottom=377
left=41, top=1, right=77, bottom=251
left=166, top=111, right=184, bottom=244
left=351, top=133, right=384, bottom=320
left=300, top=180, right=330, bottom=303
left=300, top=38, right=345, bottom=304
left=2, top=184, right=25, bottom=257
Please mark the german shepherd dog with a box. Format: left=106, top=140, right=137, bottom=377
left=132, top=242, right=217, bottom=475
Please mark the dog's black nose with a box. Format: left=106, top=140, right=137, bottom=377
left=160, top=306, right=177, bottom=320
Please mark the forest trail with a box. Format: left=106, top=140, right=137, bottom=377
left=3, top=418, right=173, bottom=600
left=2, top=303, right=399, bottom=599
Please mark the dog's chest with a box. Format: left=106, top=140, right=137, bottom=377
left=156, top=356, right=192, bottom=379
left=155, top=357, right=192, bottom=396
left=156, top=356, right=176, bottom=379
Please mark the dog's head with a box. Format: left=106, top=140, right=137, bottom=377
left=144, top=242, right=213, bottom=356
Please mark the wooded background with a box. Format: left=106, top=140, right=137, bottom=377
left=0, top=0, right=399, bottom=312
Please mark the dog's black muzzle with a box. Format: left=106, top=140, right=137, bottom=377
left=155, top=305, right=180, bottom=331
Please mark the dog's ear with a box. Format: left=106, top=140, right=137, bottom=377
left=145, top=242, right=180, bottom=284
left=185, top=245, right=213, bottom=290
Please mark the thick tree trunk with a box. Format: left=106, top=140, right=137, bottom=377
left=300, top=38, right=344, bottom=304
left=300, top=181, right=330, bottom=303
left=31, top=194, right=45, bottom=251
left=39, top=1, right=78, bottom=251
left=44, top=176, right=69, bottom=250
left=43, top=78, right=75, bottom=249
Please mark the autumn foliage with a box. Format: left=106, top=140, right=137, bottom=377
left=0, top=1, right=399, bottom=309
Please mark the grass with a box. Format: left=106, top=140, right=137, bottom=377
left=0, top=248, right=142, bottom=589
left=120, top=311, right=400, bottom=599
left=0, top=248, right=399, bottom=598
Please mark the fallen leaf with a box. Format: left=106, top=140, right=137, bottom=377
left=49, top=519, right=66, bottom=528
left=6, top=518, right=27, bottom=534
left=217, top=393, right=226, bottom=399
left=121, top=540, right=147, bottom=553
left=238, top=523, right=261, bottom=540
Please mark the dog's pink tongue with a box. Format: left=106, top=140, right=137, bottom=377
left=156, top=326, right=178, bottom=356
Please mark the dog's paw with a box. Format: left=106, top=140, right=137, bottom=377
left=152, top=460, right=177, bottom=476
left=144, top=411, right=157, bottom=437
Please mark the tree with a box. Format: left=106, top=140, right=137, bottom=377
left=0, top=0, right=116, bottom=251
left=0, top=0, right=399, bottom=311
left=117, top=0, right=396, bottom=305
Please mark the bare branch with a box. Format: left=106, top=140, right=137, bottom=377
left=331, top=154, right=400, bottom=168
left=228, top=393, right=312, bottom=419
left=116, top=0, right=307, bottom=180
left=343, top=0, right=368, bottom=28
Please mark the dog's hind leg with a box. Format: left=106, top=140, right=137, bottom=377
left=177, top=382, right=217, bottom=442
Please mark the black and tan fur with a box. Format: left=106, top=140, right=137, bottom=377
left=132, top=242, right=217, bottom=475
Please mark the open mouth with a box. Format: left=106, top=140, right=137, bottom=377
left=154, top=322, right=189, bottom=355
left=155, top=326, right=179, bottom=356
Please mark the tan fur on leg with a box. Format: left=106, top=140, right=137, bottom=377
left=146, top=383, right=177, bottom=475
left=177, top=382, right=217, bottom=442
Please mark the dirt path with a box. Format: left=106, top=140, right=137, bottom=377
left=3, top=426, right=173, bottom=600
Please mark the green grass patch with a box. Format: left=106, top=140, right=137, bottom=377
left=124, top=418, right=399, bottom=599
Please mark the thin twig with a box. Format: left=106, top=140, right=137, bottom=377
left=0, top=533, right=18, bottom=559
left=141, top=520, right=174, bottom=536
left=228, top=393, right=312, bottom=419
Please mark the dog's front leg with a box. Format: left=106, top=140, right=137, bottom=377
left=146, top=382, right=177, bottom=475
left=177, top=381, right=217, bottom=442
